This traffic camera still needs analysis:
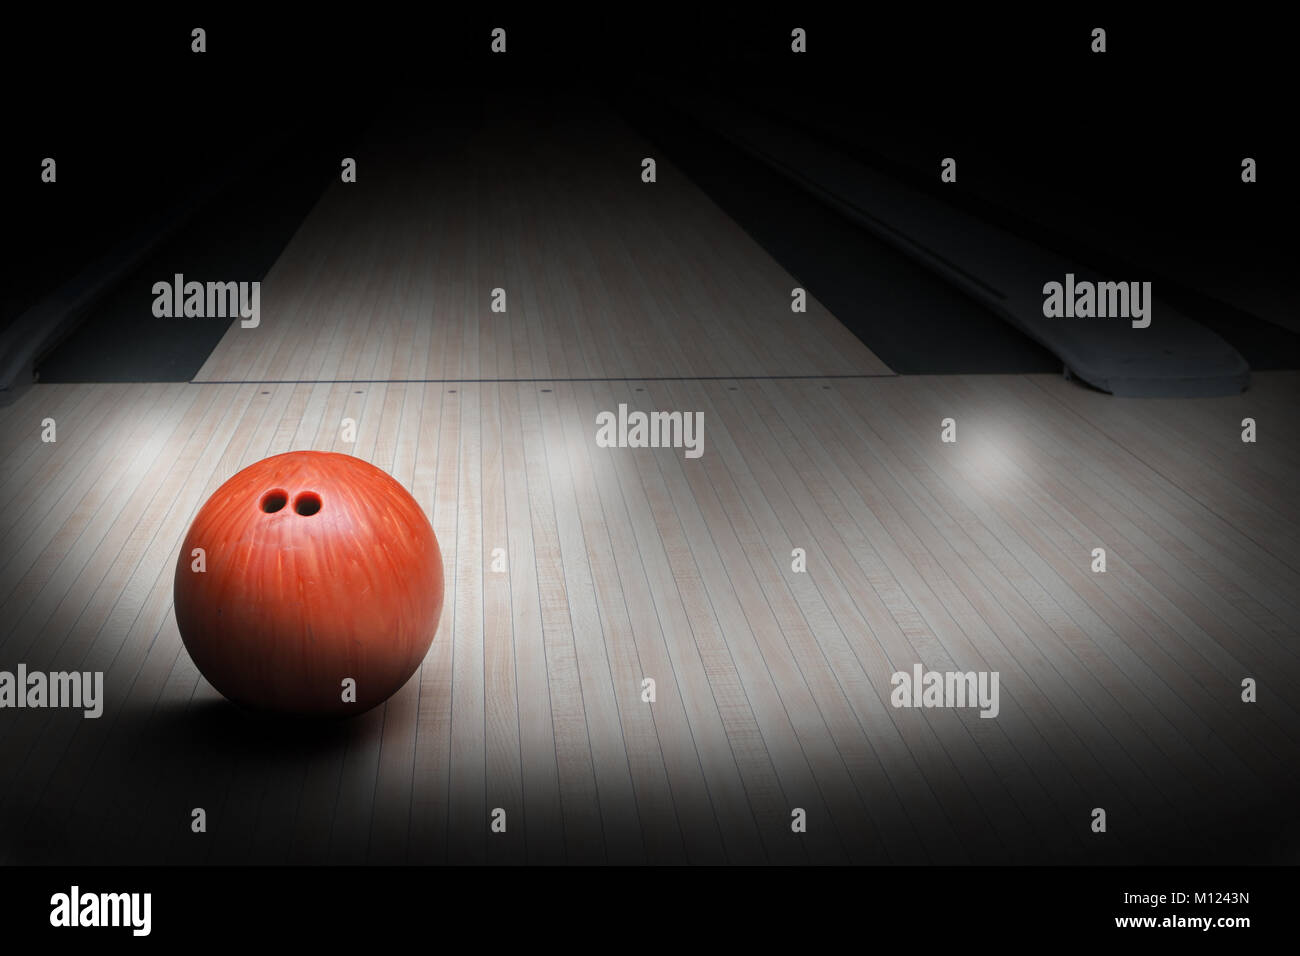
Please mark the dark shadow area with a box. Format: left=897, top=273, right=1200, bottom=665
left=734, top=95, right=1300, bottom=371
left=147, top=695, right=375, bottom=755
left=645, top=12, right=1297, bottom=369
left=2, top=16, right=352, bottom=333
left=0, top=696, right=379, bottom=866
left=5, top=679, right=1295, bottom=865
left=34, top=123, right=365, bottom=382
left=619, top=94, right=1061, bottom=374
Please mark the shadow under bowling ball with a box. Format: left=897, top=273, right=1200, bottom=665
left=153, top=696, right=377, bottom=762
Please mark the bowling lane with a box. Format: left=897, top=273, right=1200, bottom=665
left=193, top=93, right=890, bottom=386
left=1, top=373, right=1297, bottom=864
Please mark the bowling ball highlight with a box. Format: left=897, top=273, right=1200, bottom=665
left=173, top=451, right=444, bottom=716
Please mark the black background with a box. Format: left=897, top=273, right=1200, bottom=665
left=4, top=7, right=1292, bottom=328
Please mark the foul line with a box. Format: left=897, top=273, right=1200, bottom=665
left=190, top=373, right=898, bottom=385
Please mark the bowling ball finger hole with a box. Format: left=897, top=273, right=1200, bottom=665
left=294, top=492, right=323, bottom=516
left=260, top=490, right=288, bottom=513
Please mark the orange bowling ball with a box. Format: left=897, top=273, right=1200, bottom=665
left=173, top=451, right=444, bottom=716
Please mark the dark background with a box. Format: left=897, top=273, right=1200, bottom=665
left=3, top=7, right=1294, bottom=367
